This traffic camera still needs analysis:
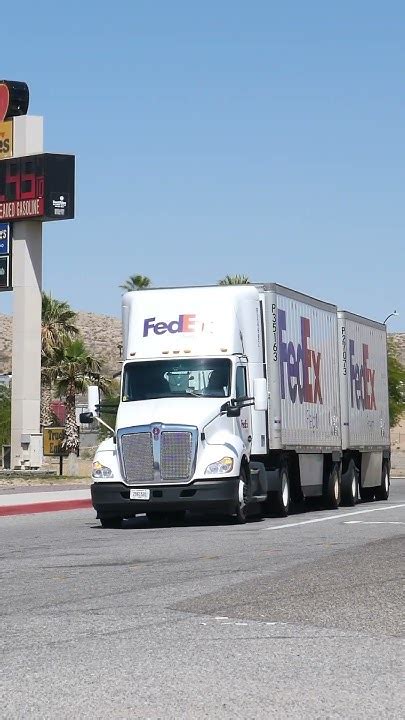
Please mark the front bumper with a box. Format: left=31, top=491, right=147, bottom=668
left=91, top=478, right=239, bottom=518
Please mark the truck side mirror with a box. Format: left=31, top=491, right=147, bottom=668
left=79, top=411, right=94, bottom=424
left=253, top=378, right=267, bottom=411
left=220, top=401, right=241, bottom=417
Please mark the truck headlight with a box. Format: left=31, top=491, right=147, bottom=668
left=92, top=461, right=114, bottom=479
left=205, top=457, right=234, bottom=475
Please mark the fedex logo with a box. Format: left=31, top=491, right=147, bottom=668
left=278, top=309, right=322, bottom=405
left=349, top=341, right=376, bottom=410
left=143, top=314, right=198, bottom=337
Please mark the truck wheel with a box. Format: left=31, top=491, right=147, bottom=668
left=234, top=467, right=249, bottom=524
left=359, top=486, right=375, bottom=502
left=262, top=466, right=290, bottom=517
left=323, top=462, right=341, bottom=509
left=375, top=462, right=390, bottom=501
left=99, top=516, right=122, bottom=529
left=273, top=466, right=290, bottom=517
left=341, top=460, right=358, bottom=506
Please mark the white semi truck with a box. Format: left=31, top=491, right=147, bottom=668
left=82, top=284, right=391, bottom=527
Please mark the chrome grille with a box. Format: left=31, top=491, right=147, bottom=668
left=118, top=424, right=198, bottom=485
left=161, top=431, right=193, bottom=480
left=120, top=432, right=154, bottom=483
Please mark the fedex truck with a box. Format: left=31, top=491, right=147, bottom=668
left=82, top=284, right=390, bottom=527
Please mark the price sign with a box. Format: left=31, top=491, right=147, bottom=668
left=0, top=153, right=75, bottom=222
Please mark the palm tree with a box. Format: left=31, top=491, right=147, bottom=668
left=218, top=274, right=250, bottom=285
left=41, top=293, right=79, bottom=427
left=52, top=338, right=110, bottom=471
left=120, top=274, right=152, bottom=292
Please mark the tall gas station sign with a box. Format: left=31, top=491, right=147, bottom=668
left=0, top=79, right=75, bottom=468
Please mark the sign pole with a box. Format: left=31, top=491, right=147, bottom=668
left=11, top=221, right=42, bottom=468
left=0, top=82, right=75, bottom=470
left=10, top=115, right=43, bottom=469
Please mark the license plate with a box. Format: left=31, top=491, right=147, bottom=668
left=130, top=489, right=150, bottom=501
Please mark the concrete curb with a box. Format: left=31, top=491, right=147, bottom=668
left=0, top=488, right=92, bottom=517
left=0, top=498, right=92, bottom=517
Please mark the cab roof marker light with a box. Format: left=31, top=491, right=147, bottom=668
left=129, top=352, right=136, bottom=356
left=183, top=349, right=191, bottom=353
left=162, top=350, right=170, bottom=355
left=220, top=348, right=228, bottom=352
left=173, top=350, right=180, bottom=354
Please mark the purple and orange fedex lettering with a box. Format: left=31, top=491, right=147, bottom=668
left=278, top=309, right=322, bottom=405
left=349, top=340, right=376, bottom=410
left=143, top=314, right=197, bottom=337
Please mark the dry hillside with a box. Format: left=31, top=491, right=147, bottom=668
left=0, top=311, right=122, bottom=378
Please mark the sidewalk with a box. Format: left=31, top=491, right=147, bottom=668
left=0, top=486, right=92, bottom=517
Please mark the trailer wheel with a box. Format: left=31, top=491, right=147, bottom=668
left=341, top=460, right=358, bottom=506
left=234, top=467, right=249, bottom=524
left=99, top=516, right=122, bottom=529
left=323, top=462, right=341, bottom=509
left=375, top=462, right=390, bottom=501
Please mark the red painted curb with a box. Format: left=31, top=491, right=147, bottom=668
left=0, top=499, right=92, bottom=517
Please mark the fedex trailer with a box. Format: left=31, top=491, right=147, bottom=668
left=338, top=311, right=390, bottom=504
left=82, top=284, right=390, bottom=527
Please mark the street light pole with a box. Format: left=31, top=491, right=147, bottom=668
left=383, top=310, right=399, bottom=324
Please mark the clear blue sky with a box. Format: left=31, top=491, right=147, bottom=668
left=2, top=0, right=404, bottom=327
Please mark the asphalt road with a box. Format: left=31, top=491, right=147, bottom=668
left=0, top=481, right=404, bottom=720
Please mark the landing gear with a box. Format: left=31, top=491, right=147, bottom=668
left=359, top=486, right=375, bottom=502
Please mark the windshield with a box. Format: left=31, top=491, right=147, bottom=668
left=122, top=358, right=231, bottom=401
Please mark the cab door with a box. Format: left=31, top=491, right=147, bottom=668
left=235, top=363, right=252, bottom=453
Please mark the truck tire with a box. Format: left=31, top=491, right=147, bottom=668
left=274, top=466, right=290, bottom=517
left=341, top=460, right=358, bottom=506
left=99, top=516, right=122, bottom=529
left=323, top=462, right=341, bottom=509
left=234, top=467, right=249, bottom=523
left=375, top=461, right=390, bottom=501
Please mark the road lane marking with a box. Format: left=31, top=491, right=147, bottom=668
left=268, top=504, right=405, bottom=530
left=344, top=520, right=405, bottom=525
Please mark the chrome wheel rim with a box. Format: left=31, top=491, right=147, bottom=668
left=238, top=478, right=247, bottom=510
left=351, top=475, right=357, bottom=499
left=281, top=473, right=289, bottom=508
left=334, top=474, right=339, bottom=501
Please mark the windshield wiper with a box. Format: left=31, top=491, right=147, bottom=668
left=178, top=390, right=204, bottom=397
